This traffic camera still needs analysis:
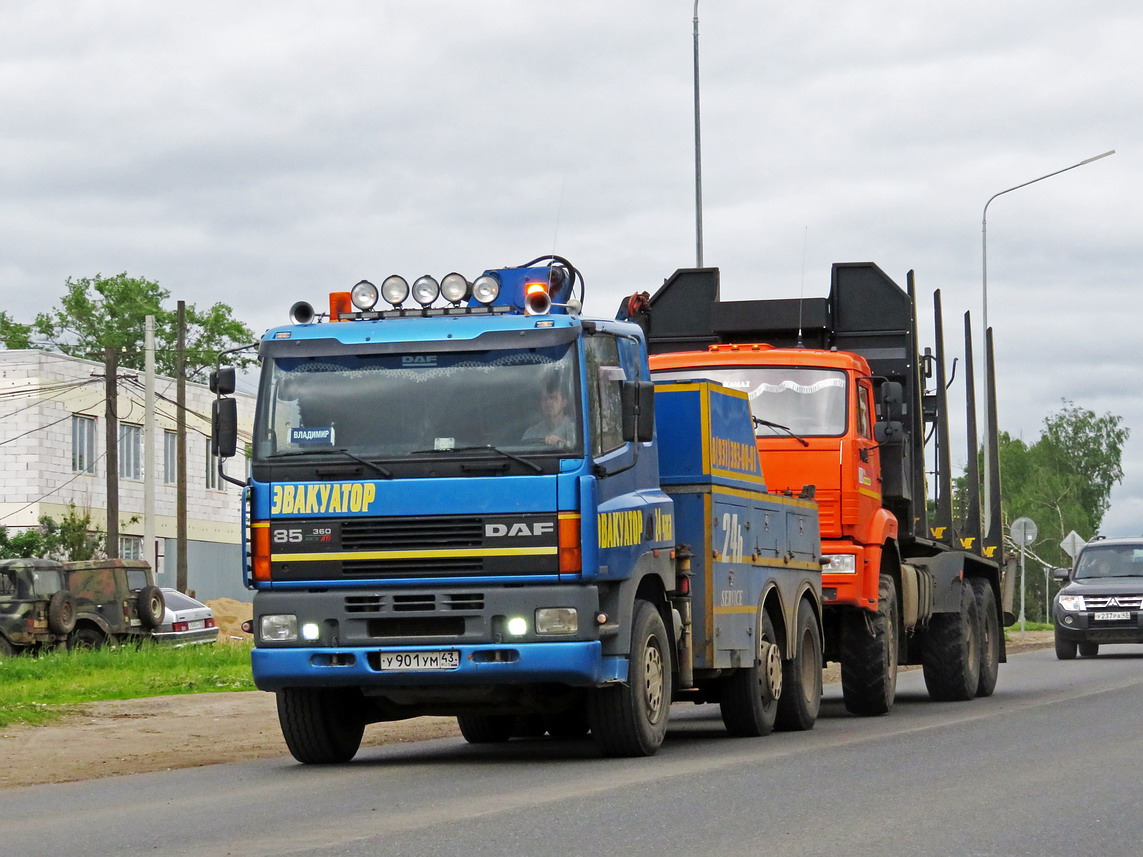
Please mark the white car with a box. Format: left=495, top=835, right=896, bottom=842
left=153, top=588, right=219, bottom=645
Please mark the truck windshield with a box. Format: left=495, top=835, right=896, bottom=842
left=253, top=343, right=582, bottom=461
left=1075, top=546, right=1143, bottom=579
left=653, top=366, right=847, bottom=437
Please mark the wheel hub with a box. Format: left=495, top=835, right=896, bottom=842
left=762, top=640, right=782, bottom=701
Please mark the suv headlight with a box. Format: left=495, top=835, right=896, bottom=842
left=1058, top=595, right=1086, bottom=612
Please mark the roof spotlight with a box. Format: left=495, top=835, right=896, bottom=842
left=412, top=275, right=440, bottom=307
left=351, top=279, right=379, bottom=311
left=472, top=274, right=501, bottom=305
left=440, top=272, right=470, bottom=304
left=381, top=275, right=409, bottom=307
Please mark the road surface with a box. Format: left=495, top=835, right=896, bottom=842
left=2, top=645, right=1140, bottom=857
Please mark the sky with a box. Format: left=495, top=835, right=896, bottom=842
left=2, top=1, right=1140, bottom=542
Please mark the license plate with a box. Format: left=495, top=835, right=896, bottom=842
left=1094, top=611, right=1130, bottom=621
left=188, top=620, right=205, bottom=630
left=378, top=650, right=460, bottom=671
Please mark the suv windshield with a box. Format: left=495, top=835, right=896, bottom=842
left=254, top=342, right=582, bottom=461
left=653, top=366, right=847, bottom=437
left=1074, top=545, right=1143, bottom=579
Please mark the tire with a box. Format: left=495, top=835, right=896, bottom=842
left=457, top=714, right=515, bottom=743
left=68, top=626, right=106, bottom=651
left=587, top=599, right=672, bottom=757
left=720, top=608, right=781, bottom=737
left=1078, top=641, right=1100, bottom=658
left=276, top=687, right=365, bottom=764
left=136, top=586, right=165, bottom=630
left=776, top=598, right=823, bottom=731
left=47, top=590, right=77, bottom=636
left=840, top=574, right=898, bottom=716
left=1054, top=631, right=1078, bottom=660
left=0, top=635, right=14, bottom=658
left=922, top=579, right=982, bottom=701
left=971, top=577, right=1001, bottom=697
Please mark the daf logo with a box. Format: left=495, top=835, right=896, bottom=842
left=485, top=522, right=555, bottom=538
left=401, top=355, right=437, bottom=366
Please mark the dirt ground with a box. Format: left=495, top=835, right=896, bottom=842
left=0, top=601, right=1056, bottom=789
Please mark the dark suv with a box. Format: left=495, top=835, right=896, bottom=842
left=0, top=558, right=165, bottom=655
left=1053, top=538, right=1143, bottom=659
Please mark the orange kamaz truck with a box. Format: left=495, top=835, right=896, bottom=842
left=638, top=262, right=1011, bottom=715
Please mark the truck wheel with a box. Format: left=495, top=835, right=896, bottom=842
left=276, top=687, right=365, bottom=764
left=840, top=574, right=898, bottom=716
left=456, top=714, right=514, bottom=743
left=971, top=578, right=1001, bottom=697
left=776, top=598, right=823, bottom=731
left=47, top=591, right=77, bottom=635
left=0, top=636, right=14, bottom=658
left=1078, top=642, right=1100, bottom=658
left=720, top=609, right=781, bottom=737
left=586, top=599, right=671, bottom=757
left=136, top=586, right=165, bottom=629
left=1054, top=631, right=1077, bottom=660
left=68, top=627, right=106, bottom=651
left=922, top=579, right=982, bottom=701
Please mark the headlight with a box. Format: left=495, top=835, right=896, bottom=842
left=381, top=275, right=409, bottom=306
left=351, top=279, right=379, bottom=310
left=412, top=275, right=440, bottom=306
left=823, top=554, right=857, bottom=573
left=260, top=614, right=298, bottom=641
left=441, top=272, right=470, bottom=303
left=472, top=274, right=500, bottom=304
left=536, top=607, right=578, bottom=635
left=1058, top=595, right=1086, bottom=612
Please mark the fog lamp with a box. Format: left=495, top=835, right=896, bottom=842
left=506, top=616, right=528, bottom=637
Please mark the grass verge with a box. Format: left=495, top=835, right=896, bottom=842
left=0, top=643, right=255, bottom=728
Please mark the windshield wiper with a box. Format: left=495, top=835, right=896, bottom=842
left=410, top=445, right=543, bottom=474
left=265, top=448, right=392, bottom=478
left=753, top=416, right=809, bottom=447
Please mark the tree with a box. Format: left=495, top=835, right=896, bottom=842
left=0, top=505, right=105, bottom=561
left=30, top=272, right=255, bottom=381
left=960, top=400, right=1130, bottom=621
left=0, top=310, right=33, bottom=349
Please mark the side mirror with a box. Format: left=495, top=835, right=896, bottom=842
left=621, top=380, right=655, bottom=443
left=1052, top=566, right=1071, bottom=581
left=210, top=367, right=236, bottom=396
left=212, top=398, right=238, bottom=458
left=879, top=380, right=904, bottom=422
left=874, top=420, right=904, bottom=446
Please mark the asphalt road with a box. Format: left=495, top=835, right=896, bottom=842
left=4, top=646, right=1141, bottom=857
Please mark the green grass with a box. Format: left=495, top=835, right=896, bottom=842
left=0, top=643, right=256, bottom=728
left=1006, top=621, right=1052, bottom=633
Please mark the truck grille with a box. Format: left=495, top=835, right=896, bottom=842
left=344, top=592, right=485, bottom=613
left=341, top=517, right=484, bottom=549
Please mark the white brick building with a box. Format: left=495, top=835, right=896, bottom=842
left=0, top=349, right=255, bottom=599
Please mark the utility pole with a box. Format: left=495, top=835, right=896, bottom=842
left=176, top=302, right=188, bottom=593
left=693, top=0, right=704, bottom=268
left=104, top=346, right=119, bottom=558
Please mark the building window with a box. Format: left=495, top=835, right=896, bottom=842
left=205, top=437, right=219, bottom=490
left=164, top=429, right=177, bottom=484
left=72, top=415, right=96, bottom=473
left=119, top=424, right=142, bottom=480
left=119, top=535, right=143, bottom=560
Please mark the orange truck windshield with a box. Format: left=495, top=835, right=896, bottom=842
left=653, top=366, right=848, bottom=437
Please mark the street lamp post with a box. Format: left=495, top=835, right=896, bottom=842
left=979, top=149, right=1115, bottom=532
left=693, top=0, right=703, bottom=268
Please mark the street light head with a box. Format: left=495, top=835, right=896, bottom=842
left=1080, top=150, right=1115, bottom=166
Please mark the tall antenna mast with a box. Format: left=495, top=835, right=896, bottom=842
left=693, top=1, right=703, bottom=268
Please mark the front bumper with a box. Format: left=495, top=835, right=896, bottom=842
left=1054, top=610, right=1143, bottom=644
left=250, top=583, right=626, bottom=691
